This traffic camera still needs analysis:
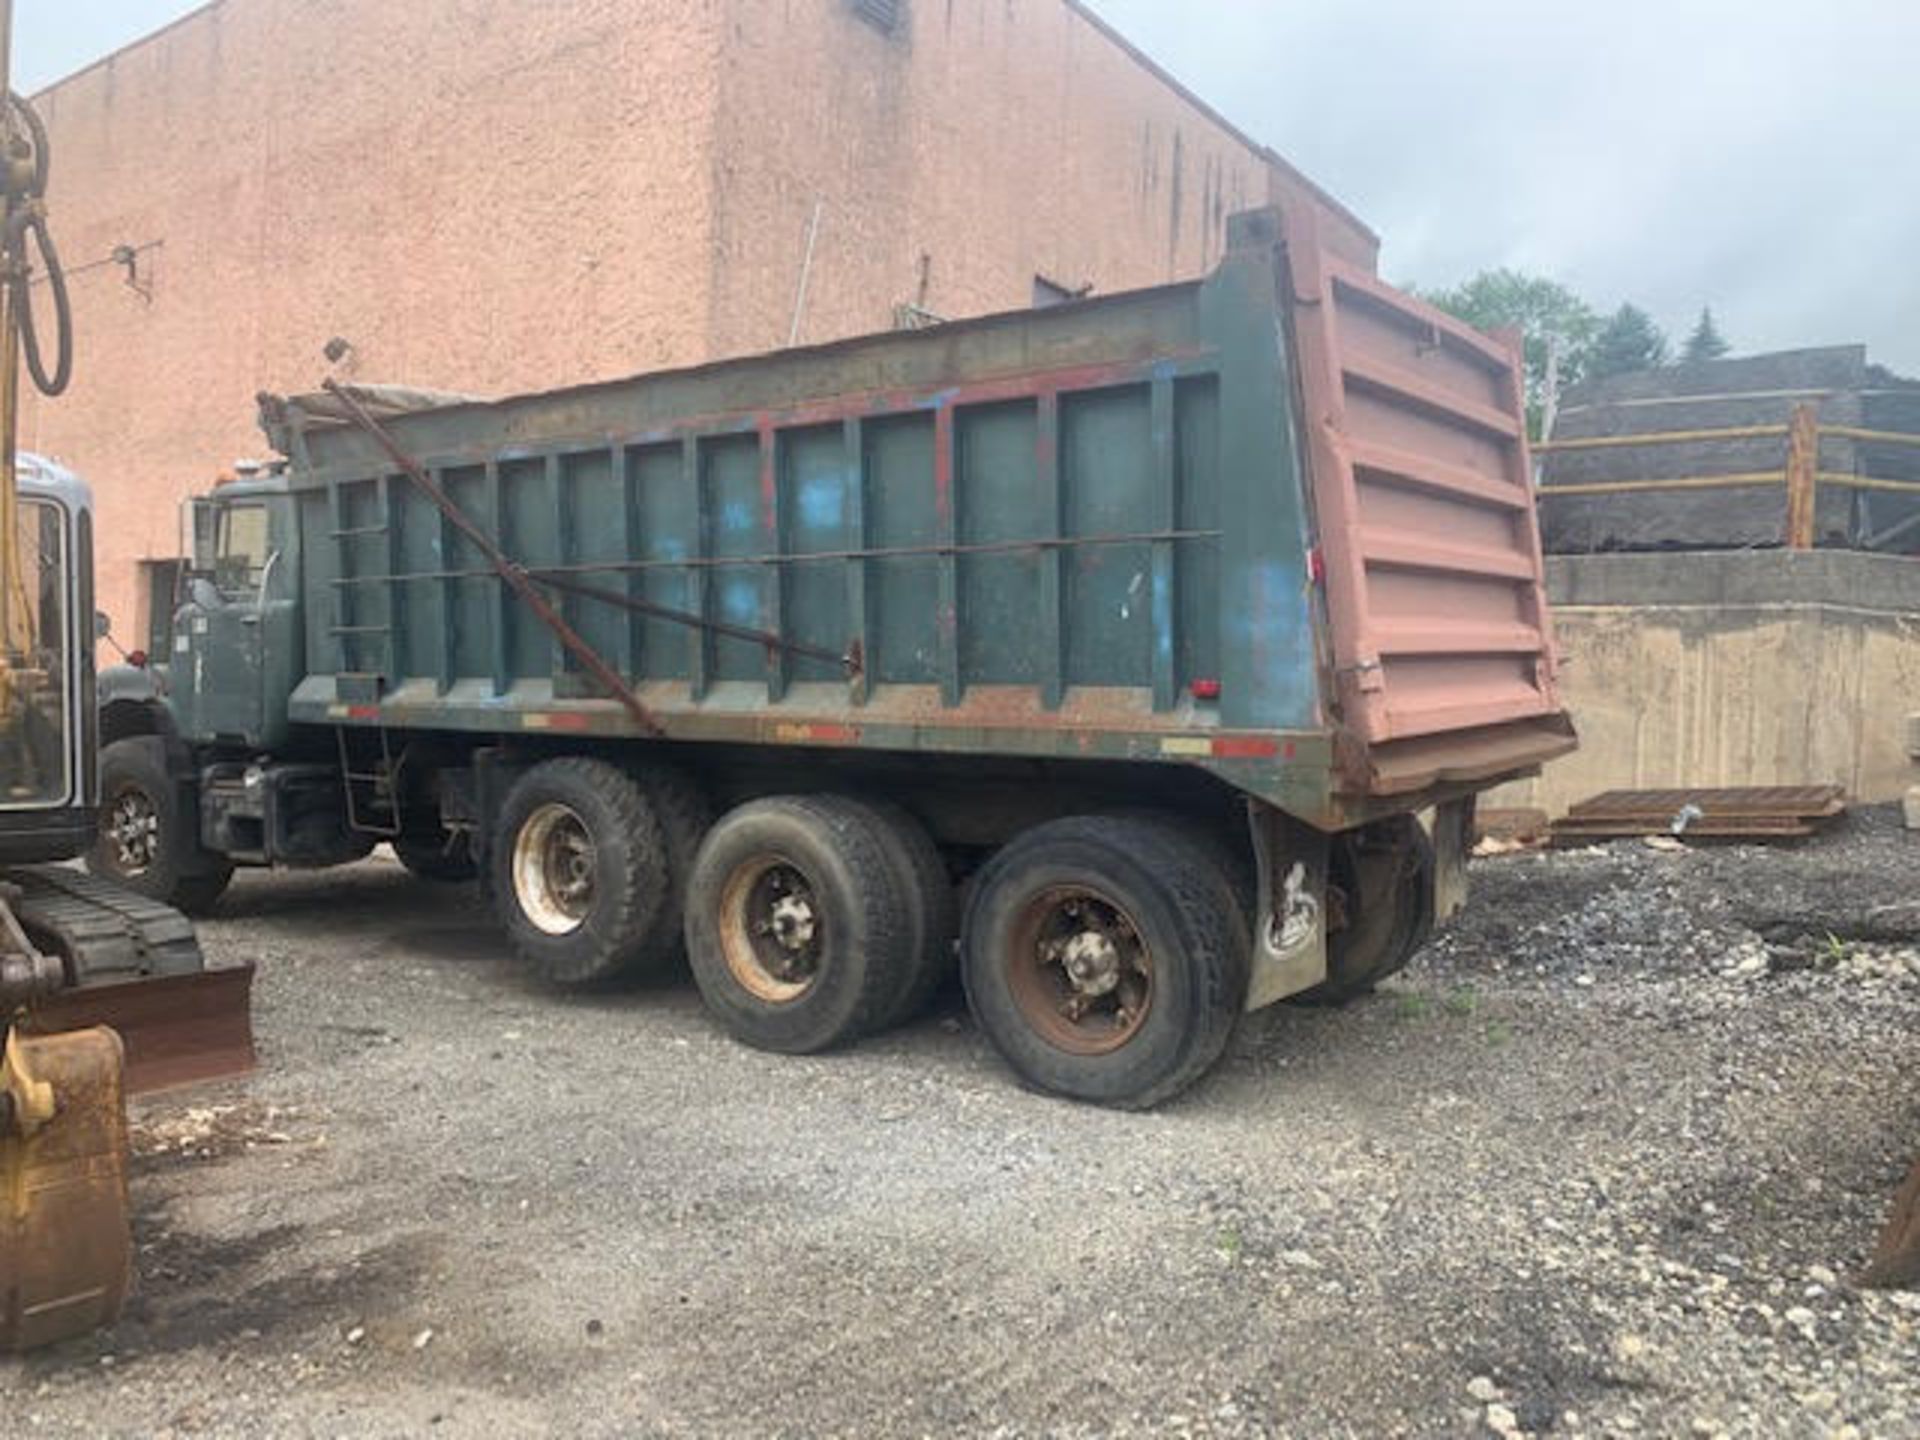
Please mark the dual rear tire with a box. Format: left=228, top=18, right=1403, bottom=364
left=960, top=816, right=1249, bottom=1109
left=685, top=802, right=1249, bottom=1107
left=488, top=757, right=708, bottom=988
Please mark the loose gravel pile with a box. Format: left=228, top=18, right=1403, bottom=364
left=3, top=811, right=1916, bottom=1437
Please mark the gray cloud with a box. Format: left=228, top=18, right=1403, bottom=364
left=1086, top=0, right=1920, bottom=374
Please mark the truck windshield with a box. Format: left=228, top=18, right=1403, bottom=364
left=0, top=496, right=71, bottom=809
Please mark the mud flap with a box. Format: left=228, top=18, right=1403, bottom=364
left=1244, top=803, right=1330, bottom=1009
left=1430, top=797, right=1475, bottom=927
left=1, top=1025, right=133, bottom=1352
left=22, top=965, right=257, bottom=1095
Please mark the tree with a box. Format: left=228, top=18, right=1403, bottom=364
left=1417, top=269, right=1601, bottom=439
left=1682, top=307, right=1730, bottom=363
left=1587, top=303, right=1669, bottom=381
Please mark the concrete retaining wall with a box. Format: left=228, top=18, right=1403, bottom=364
left=1491, top=551, right=1920, bottom=815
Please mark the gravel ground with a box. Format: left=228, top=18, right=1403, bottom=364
left=4, top=810, right=1917, bottom=1438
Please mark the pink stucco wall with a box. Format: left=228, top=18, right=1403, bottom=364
left=21, top=0, right=1372, bottom=640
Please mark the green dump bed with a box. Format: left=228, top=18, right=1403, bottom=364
left=263, top=207, right=1572, bottom=828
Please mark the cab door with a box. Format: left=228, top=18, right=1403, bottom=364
left=174, top=496, right=298, bottom=748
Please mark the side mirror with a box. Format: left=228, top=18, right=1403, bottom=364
left=94, top=611, right=112, bottom=640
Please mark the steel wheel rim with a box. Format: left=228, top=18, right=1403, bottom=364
left=718, top=856, right=823, bottom=1004
left=1006, top=884, right=1154, bottom=1055
left=512, top=802, right=596, bottom=936
left=105, top=785, right=161, bottom=877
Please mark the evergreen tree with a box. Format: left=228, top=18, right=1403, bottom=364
left=1587, top=304, right=1670, bottom=380
left=1682, top=306, right=1730, bottom=363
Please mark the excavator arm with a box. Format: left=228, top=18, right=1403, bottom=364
left=0, top=0, right=253, bottom=1353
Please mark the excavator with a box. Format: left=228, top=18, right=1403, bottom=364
left=0, top=4, right=253, bottom=1352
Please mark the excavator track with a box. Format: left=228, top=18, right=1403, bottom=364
left=9, top=864, right=204, bottom=981
left=8, top=866, right=255, bottom=1094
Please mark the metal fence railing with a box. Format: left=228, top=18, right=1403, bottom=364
left=1535, top=402, right=1920, bottom=549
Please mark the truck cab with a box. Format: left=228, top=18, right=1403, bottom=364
left=164, top=476, right=302, bottom=752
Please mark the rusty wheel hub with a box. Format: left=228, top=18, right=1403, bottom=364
left=512, top=802, right=597, bottom=936
left=1008, top=888, right=1153, bottom=1055
left=719, top=860, right=824, bottom=1004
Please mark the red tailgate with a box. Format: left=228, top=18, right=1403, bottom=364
left=1276, top=201, right=1573, bottom=795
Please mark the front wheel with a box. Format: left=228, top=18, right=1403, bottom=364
left=961, top=815, right=1249, bottom=1109
left=87, top=737, right=234, bottom=915
left=684, top=796, right=911, bottom=1054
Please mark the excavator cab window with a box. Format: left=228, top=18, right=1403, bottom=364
left=0, top=497, right=70, bottom=809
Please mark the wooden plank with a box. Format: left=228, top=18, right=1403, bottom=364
left=1785, top=402, right=1818, bottom=550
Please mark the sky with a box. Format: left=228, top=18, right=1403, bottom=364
left=16, top=0, right=1920, bottom=373
left=1083, top=0, right=1920, bottom=374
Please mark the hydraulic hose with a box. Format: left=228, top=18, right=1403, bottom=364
left=14, top=208, right=67, bottom=395
left=6, top=91, right=70, bottom=397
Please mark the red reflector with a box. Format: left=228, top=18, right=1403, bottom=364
left=1307, top=547, right=1326, bottom=584
left=346, top=704, right=379, bottom=721
left=1211, top=736, right=1279, bottom=759
left=546, top=712, right=592, bottom=732
left=1191, top=678, right=1222, bottom=701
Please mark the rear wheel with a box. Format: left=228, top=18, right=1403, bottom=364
left=842, top=798, right=957, bottom=1031
left=621, top=763, right=713, bottom=976
left=684, top=796, right=910, bottom=1054
left=489, top=758, right=669, bottom=987
left=961, top=815, right=1249, bottom=1109
left=1295, top=816, right=1434, bottom=1005
left=87, top=737, right=234, bottom=915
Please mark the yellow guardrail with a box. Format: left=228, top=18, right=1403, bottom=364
left=1535, top=403, right=1920, bottom=547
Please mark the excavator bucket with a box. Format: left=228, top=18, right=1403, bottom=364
left=20, top=964, right=257, bottom=1095
left=1, top=1025, right=134, bottom=1351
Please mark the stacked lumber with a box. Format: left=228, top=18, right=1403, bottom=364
left=1549, top=785, right=1847, bottom=844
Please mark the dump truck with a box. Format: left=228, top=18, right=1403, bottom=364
left=89, top=204, right=1573, bottom=1107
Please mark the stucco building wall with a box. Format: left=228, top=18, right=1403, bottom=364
left=23, top=0, right=1371, bottom=640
